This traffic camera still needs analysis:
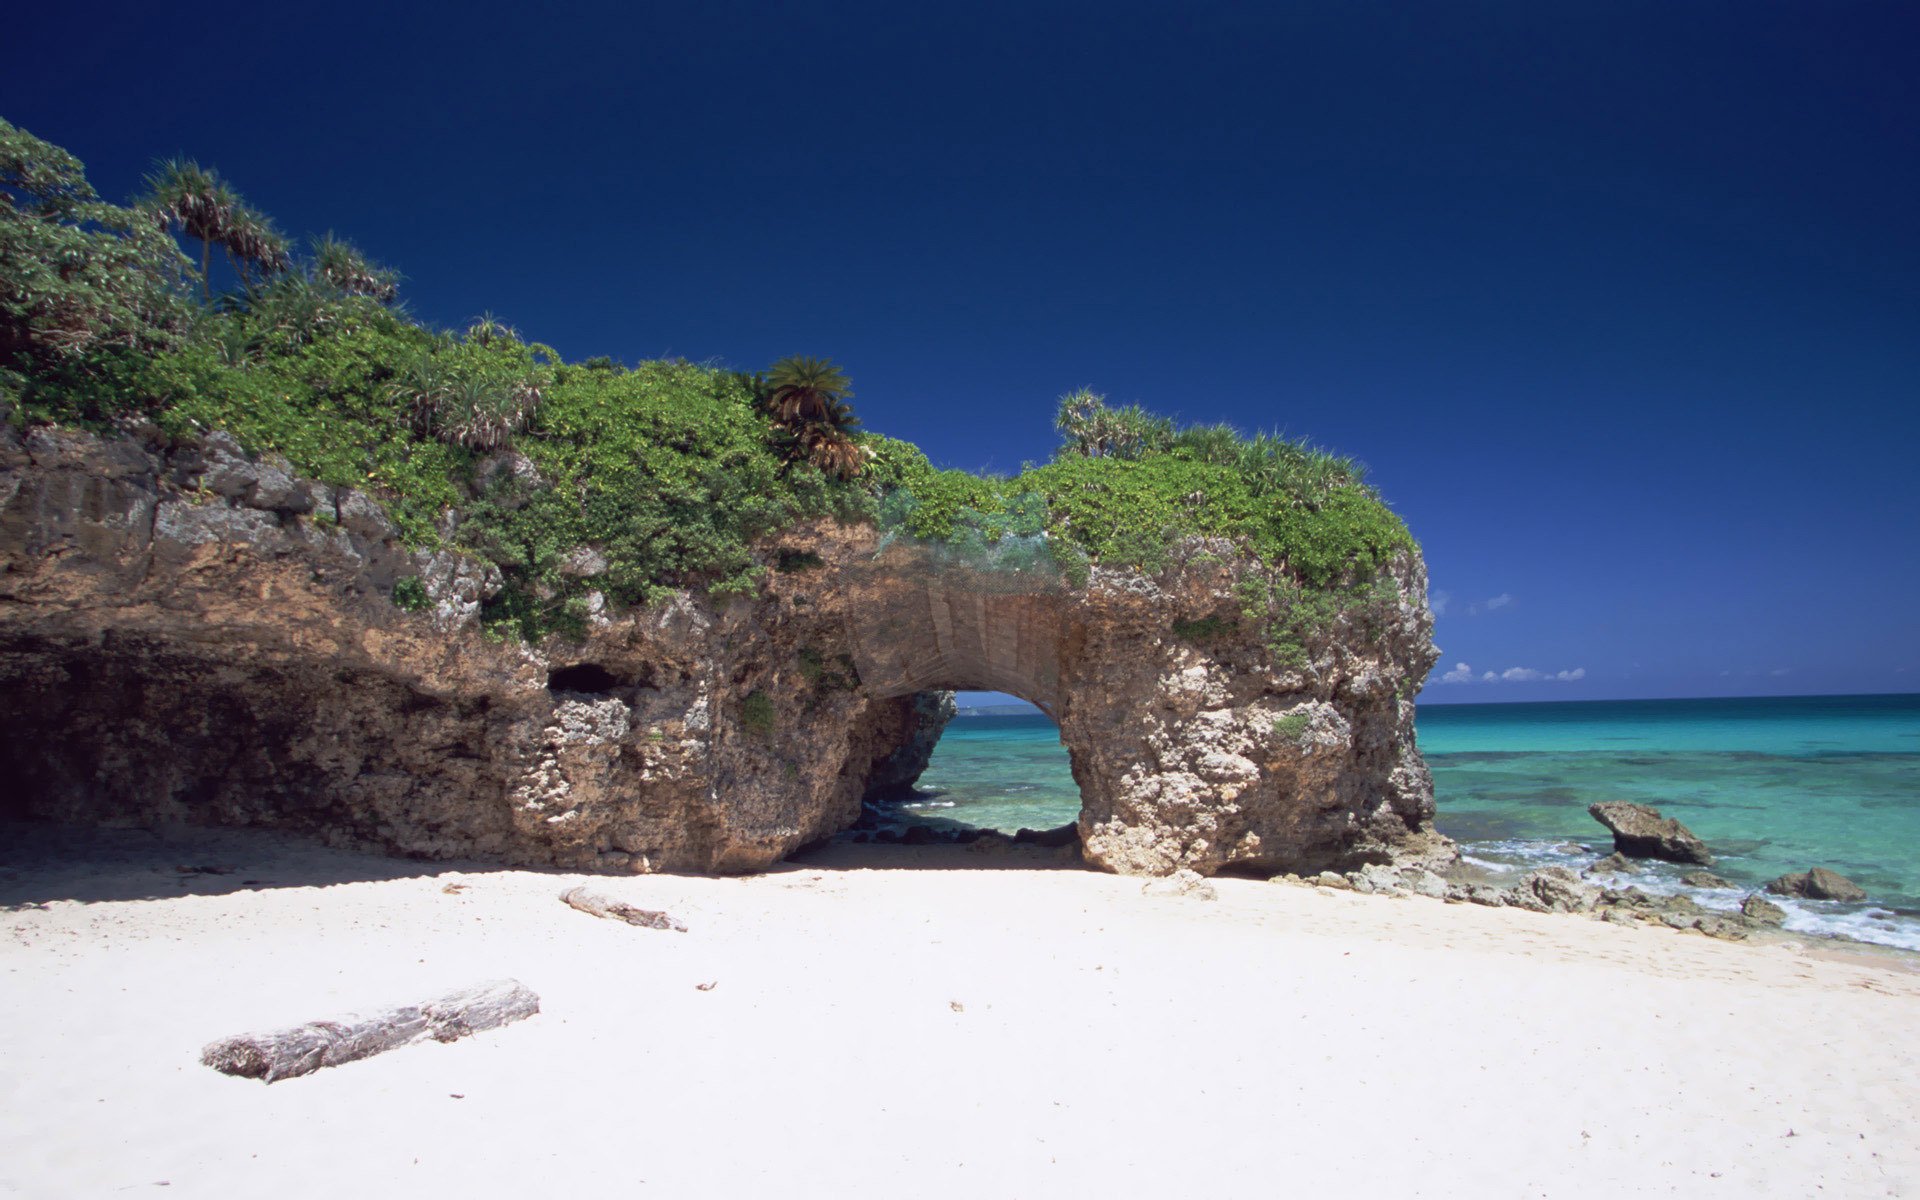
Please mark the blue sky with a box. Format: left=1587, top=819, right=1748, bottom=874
left=8, top=2, right=1917, bottom=702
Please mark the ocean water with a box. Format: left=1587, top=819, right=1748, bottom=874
left=882, top=694, right=1920, bottom=951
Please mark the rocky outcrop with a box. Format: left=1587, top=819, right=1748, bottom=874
left=1587, top=801, right=1714, bottom=865
left=862, top=689, right=957, bottom=799
left=0, top=424, right=1447, bottom=877
left=1765, top=868, right=1867, bottom=902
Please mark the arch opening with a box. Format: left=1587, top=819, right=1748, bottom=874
left=849, top=690, right=1084, bottom=849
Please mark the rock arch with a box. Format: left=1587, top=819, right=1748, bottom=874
left=0, top=427, right=1450, bottom=877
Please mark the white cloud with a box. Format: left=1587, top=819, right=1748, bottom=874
left=1465, top=593, right=1514, bottom=617
left=1430, top=590, right=1451, bottom=617
left=1435, top=662, right=1584, bottom=685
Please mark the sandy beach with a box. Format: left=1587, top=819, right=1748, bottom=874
left=2, top=822, right=1916, bottom=1199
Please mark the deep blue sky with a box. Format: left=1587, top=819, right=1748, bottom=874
left=9, top=2, right=1918, bottom=702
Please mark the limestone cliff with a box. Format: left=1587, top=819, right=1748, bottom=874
left=0, top=424, right=1448, bottom=876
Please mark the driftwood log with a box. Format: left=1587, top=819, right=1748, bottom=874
left=200, top=978, right=540, bottom=1083
left=560, top=886, right=687, bottom=931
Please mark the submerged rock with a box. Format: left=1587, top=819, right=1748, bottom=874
left=1765, top=868, right=1867, bottom=902
left=1587, top=801, right=1715, bottom=865
left=1680, top=871, right=1733, bottom=889
left=1585, top=852, right=1640, bottom=876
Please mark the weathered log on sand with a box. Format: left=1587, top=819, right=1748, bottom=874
left=560, top=886, right=688, bottom=931
left=200, top=978, right=540, bottom=1083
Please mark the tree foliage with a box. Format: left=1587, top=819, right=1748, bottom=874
left=1, top=120, right=1421, bottom=651
left=0, top=118, right=193, bottom=374
left=139, top=157, right=288, bottom=296
left=763, top=355, right=866, bottom=479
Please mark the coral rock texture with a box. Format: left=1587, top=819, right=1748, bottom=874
left=0, top=426, right=1448, bottom=877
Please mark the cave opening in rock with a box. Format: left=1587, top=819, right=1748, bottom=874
left=546, top=663, right=627, bottom=695
left=855, top=692, right=1082, bottom=847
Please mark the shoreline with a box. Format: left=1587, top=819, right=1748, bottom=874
left=4, top=821, right=1918, bottom=1196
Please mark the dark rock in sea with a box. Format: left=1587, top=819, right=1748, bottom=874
left=1585, top=852, right=1639, bottom=876
left=1740, top=894, right=1788, bottom=925
left=1555, top=842, right=1591, bottom=855
left=1680, top=871, right=1733, bottom=889
left=901, top=825, right=937, bottom=846
left=1510, top=867, right=1601, bottom=914
left=863, top=691, right=959, bottom=800
left=1765, top=868, right=1867, bottom=902
left=1587, top=801, right=1715, bottom=865
left=1012, top=824, right=1079, bottom=849
left=873, top=830, right=904, bottom=845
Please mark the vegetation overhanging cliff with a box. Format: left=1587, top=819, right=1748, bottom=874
left=0, top=117, right=1446, bottom=877
left=1, top=118, right=1413, bottom=648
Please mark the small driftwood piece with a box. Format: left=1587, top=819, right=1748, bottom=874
left=200, top=978, right=540, bottom=1083
left=560, top=886, right=687, bottom=931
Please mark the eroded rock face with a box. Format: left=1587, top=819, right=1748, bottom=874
left=0, top=425, right=1448, bottom=877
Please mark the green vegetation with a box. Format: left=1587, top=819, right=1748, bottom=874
left=391, top=576, right=430, bottom=612
left=1172, top=615, right=1233, bottom=642
left=1, top=119, right=1419, bottom=655
left=1271, top=712, right=1310, bottom=740
left=739, top=690, right=775, bottom=737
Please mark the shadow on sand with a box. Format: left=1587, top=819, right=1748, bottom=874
left=0, top=817, right=1089, bottom=908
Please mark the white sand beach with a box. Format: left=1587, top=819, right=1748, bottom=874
left=2, top=822, right=1916, bottom=1198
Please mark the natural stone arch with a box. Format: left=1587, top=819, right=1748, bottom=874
left=0, top=427, right=1450, bottom=879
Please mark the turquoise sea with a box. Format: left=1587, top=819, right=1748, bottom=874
left=879, top=694, right=1920, bottom=951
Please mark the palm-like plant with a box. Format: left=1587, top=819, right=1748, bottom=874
left=793, top=397, right=867, bottom=479
left=312, top=233, right=399, bottom=303
left=139, top=159, right=233, bottom=300
left=223, top=204, right=290, bottom=286
left=761, top=357, right=866, bottom=479
left=388, top=346, right=543, bottom=453
left=765, top=355, right=852, bottom=424
left=140, top=158, right=288, bottom=298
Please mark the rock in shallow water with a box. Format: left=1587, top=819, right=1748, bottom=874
left=1587, top=801, right=1715, bottom=865
left=1585, top=852, right=1640, bottom=876
left=1680, top=871, right=1733, bottom=889
left=1765, top=868, right=1867, bottom=902
left=1741, top=894, right=1788, bottom=925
